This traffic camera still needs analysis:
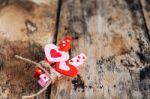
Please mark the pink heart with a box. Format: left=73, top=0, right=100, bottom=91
left=44, top=44, right=69, bottom=62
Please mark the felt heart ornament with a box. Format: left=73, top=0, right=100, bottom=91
left=44, top=44, right=69, bottom=62
left=59, top=61, right=70, bottom=71
left=55, top=61, right=77, bottom=77
left=50, top=49, right=61, bottom=58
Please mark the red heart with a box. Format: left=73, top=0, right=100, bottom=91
left=58, top=36, right=72, bottom=52
left=55, top=61, right=77, bottom=77
left=58, top=44, right=71, bottom=52
left=50, top=49, right=62, bottom=58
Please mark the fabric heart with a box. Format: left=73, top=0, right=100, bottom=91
left=44, top=44, right=69, bottom=62
left=50, top=49, right=61, bottom=58
left=55, top=61, right=77, bottom=77
left=59, top=61, right=70, bottom=71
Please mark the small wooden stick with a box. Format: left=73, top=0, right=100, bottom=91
left=15, top=55, right=38, bottom=66
left=15, top=55, right=52, bottom=99
left=15, top=55, right=50, bottom=76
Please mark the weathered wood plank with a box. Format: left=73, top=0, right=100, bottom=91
left=0, top=0, right=150, bottom=99
left=0, top=0, right=58, bottom=98
left=139, top=0, right=150, bottom=98
left=140, top=0, right=150, bottom=41
left=50, top=0, right=150, bottom=99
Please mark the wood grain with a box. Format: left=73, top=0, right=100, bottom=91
left=50, top=0, right=150, bottom=99
left=0, top=0, right=58, bottom=99
left=139, top=0, right=150, bottom=98
left=0, top=0, right=150, bottom=99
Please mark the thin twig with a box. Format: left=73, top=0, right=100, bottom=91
left=15, top=55, right=52, bottom=99
left=15, top=55, right=49, bottom=76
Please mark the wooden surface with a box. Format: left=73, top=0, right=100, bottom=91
left=0, top=0, right=150, bottom=99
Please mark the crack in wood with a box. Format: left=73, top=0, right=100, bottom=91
left=125, top=0, right=150, bottom=72
left=140, top=65, right=150, bottom=81
left=138, top=0, right=150, bottom=42
left=53, top=0, right=62, bottom=44
left=136, top=52, right=150, bottom=63
left=48, top=0, right=63, bottom=99
left=45, top=85, right=52, bottom=99
left=0, top=55, right=5, bottom=71
left=139, top=65, right=150, bottom=99
left=125, top=0, right=150, bottom=42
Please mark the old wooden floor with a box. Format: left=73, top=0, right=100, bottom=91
left=0, top=0, right=150, bottom=99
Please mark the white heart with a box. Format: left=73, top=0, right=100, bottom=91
left=67, top=40, right=70, bottom=43
left=44, top=44, right=69, bottom=62
left=59, top=62, right=70, bottom=71
left=62, top=41, right=66, bottom=43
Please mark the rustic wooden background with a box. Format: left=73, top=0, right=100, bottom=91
left=0, top=0, right=150, bottom=99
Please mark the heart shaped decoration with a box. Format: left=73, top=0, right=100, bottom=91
left=59, top=61, right=70, bottom=71
left=55, top=61, right=77, bottom=77
left=44, top=44, right=69, bottom=62
left=50, top=49, right=61, bottom=58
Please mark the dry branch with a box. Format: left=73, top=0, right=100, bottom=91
left=15, top=55, right=55, bottom=99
